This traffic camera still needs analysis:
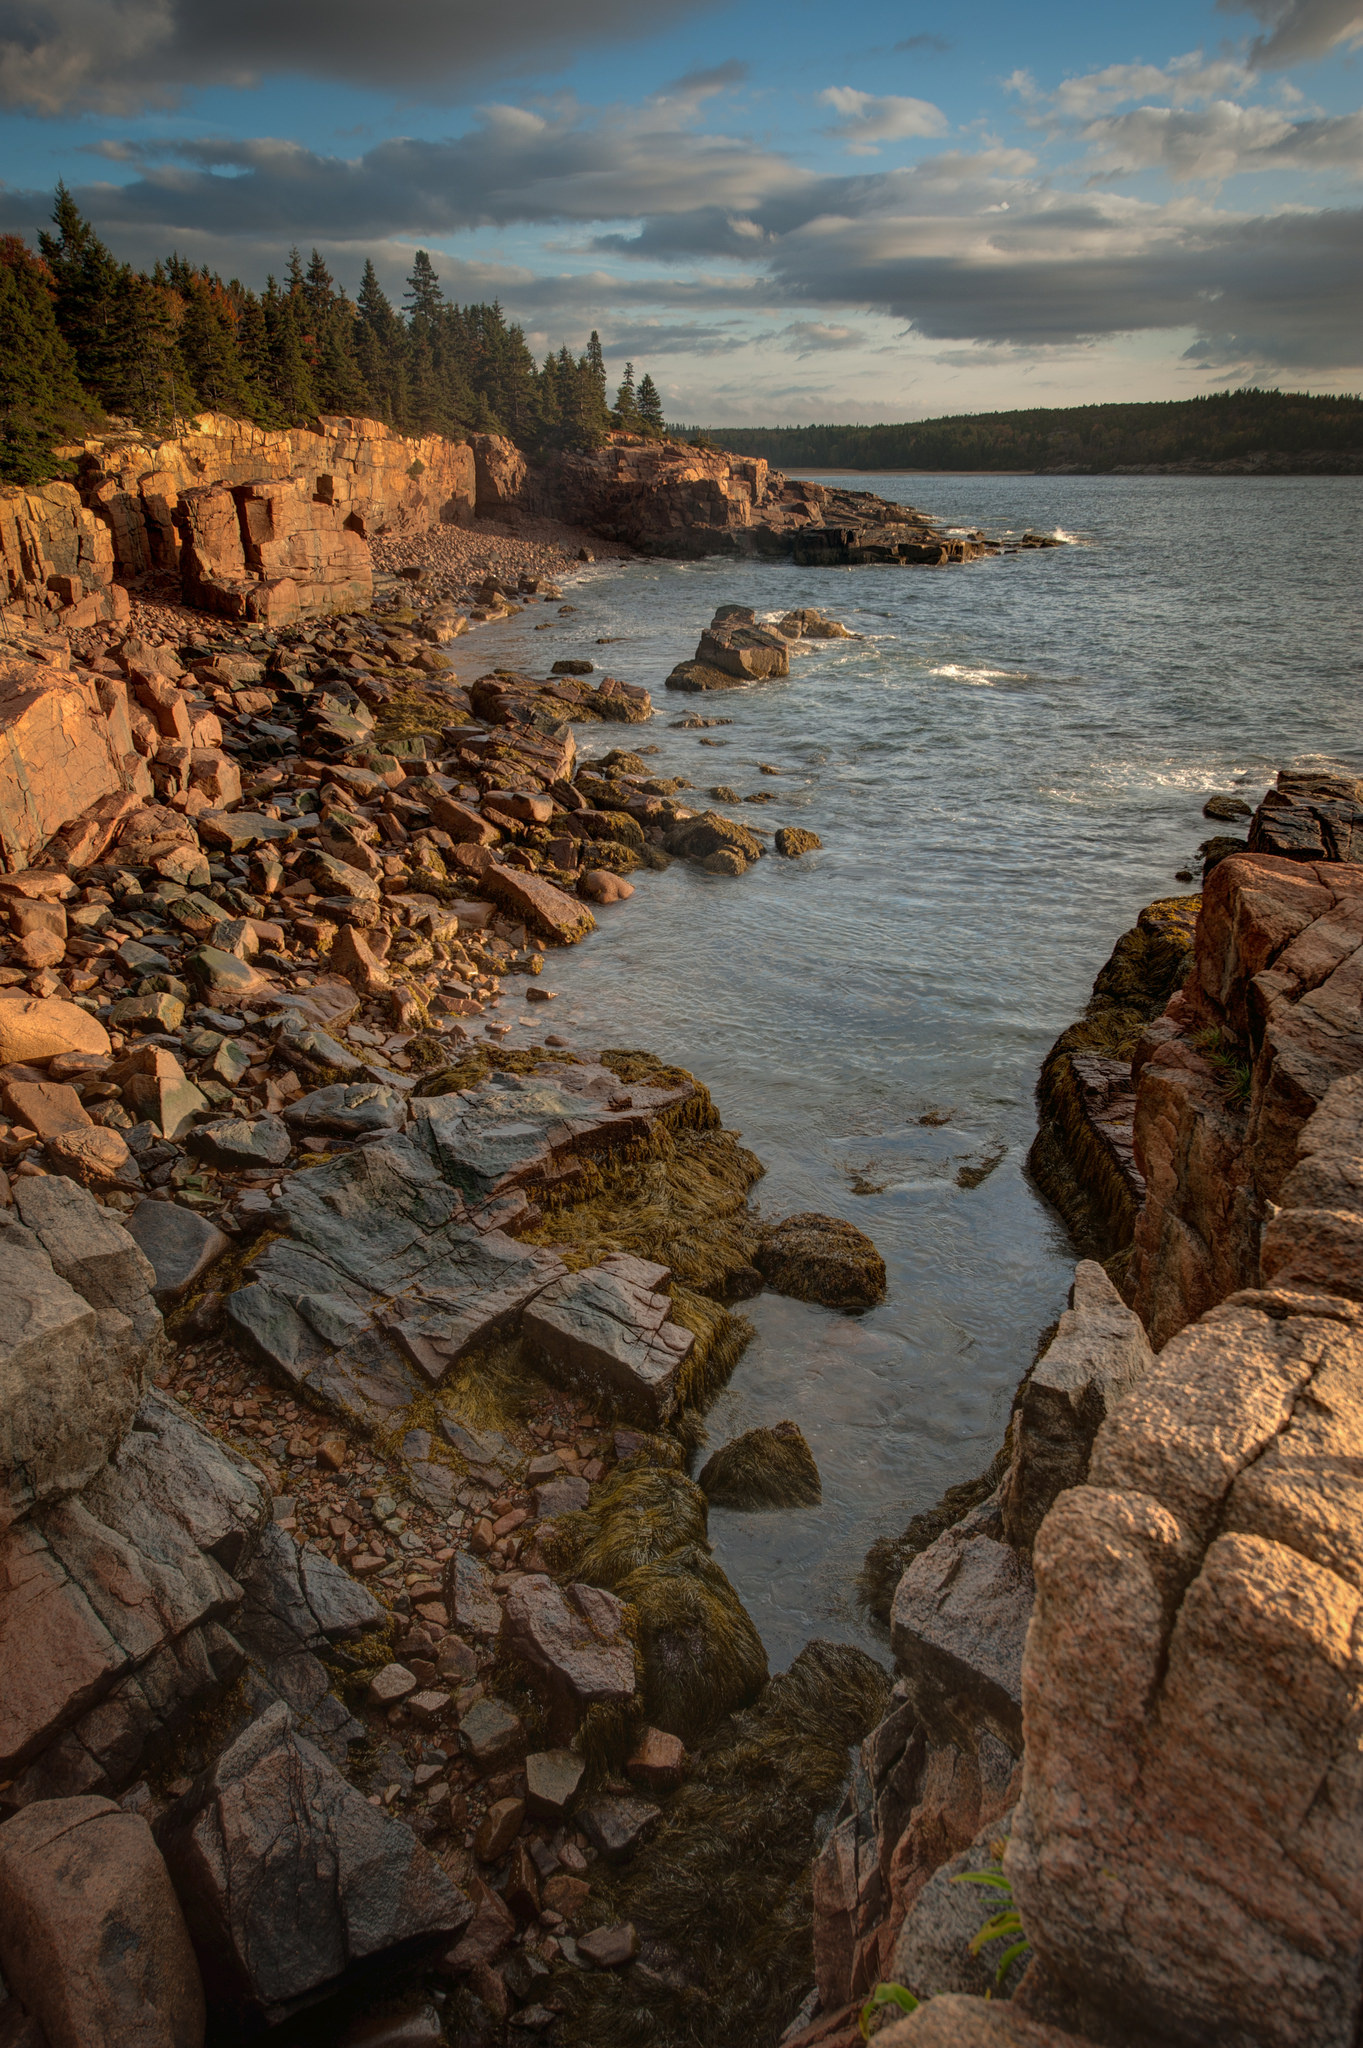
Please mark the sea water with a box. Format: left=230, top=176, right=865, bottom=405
left=469, top=473, right=1363, bottom=1668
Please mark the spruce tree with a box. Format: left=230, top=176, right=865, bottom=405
left=614, top=361, right=638, bottom=431
left=0, top=238, right=97, bottom=480
left=637, top=372, right=666, bottom=437
left=178, top=274, right=253, bottom=418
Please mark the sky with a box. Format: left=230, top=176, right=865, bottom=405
left=0, top=0, right=1359, bottom=423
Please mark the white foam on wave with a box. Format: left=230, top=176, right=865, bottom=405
left=930, top=662, right=1031, bottom=688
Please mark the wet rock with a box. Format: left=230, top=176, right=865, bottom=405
left=694, top=614, right=790, bottom=683
left=777, top=607, right=855, bottom=640
left=0, top=996, right=110, bottom=1065
left=756, top=1212, right=887, bottom=1309
left=578, top=1792, right=661, bottom=1864
left=522, top=1253, right=693, bottom=1425
left=157, top=1702, right=469, bottom=2026
left=1248, top=768, right=1363, bottom=863
left=125, top=1201, right=230, bottom=1303
left=1203, top=793, right=1254, bottom=821
left=501, top=1575, right=636, bottom=1737
left=188, top=1114, right=291, bottom=1171
left=698, top=1420, right=822, bottom=1509
left=581, top=869, right=634, bottom=904
left=775, top=827, right=822, bottom=857
left=524, top=1748, right=585, bottom=1820
left=0, top=1794, right=205, bottom=2048
left=662, top=811, right=763, bottom=870
left=458, top=1698, right=525, bottom=1769
left=483, top=866, right=596, bottom=945
left=999, top=1261, right=1152, bottom=1553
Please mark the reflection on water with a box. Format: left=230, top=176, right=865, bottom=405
left=470, top=474, right=1362, bottom=1668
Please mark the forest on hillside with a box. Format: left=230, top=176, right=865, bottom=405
left=697, top=391, right=1363, bottom=474
left=0, top=186, right=669, bottom=483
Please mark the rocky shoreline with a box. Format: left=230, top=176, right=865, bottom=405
left=2, top=411, right=1360, bottom=2048
left=0, top=538, right=903, bottom=2048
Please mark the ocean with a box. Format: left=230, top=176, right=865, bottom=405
left=468, top=472, right=1363, bottom=1668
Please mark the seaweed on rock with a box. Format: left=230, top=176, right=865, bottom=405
left=568, top=1465, right=711, bottom=1587
left=613, top=1543, right=769, bottom=1746
left=698, top=1421, right=823, bottom=1510
left=553, top=1639, right=891, bottom=2048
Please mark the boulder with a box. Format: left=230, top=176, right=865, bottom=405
left=774, top=826, right=822, bottom=857
left=284, top=1082, right=404, bottom=1136
left=614, top=1542, right=768, bottom=1745
left=998, top=1261, right=1152, bottom=1552
left=188, top=1114, right=291, bottom=1171
left=694, top=615, right=791, bottom=682
left=0, top=661, right=132, bottom=872
left=0, top=1228, right=143, bottom=1530
left=524, top=1748, right=585, bottom=1820
left=482, top=865, right=596, bottom=944
left=891, top=1502, right=1035, bottom=1750
left=698, top=1420, right=822, bottom=1509
left=756, top=1212, right=887, bottom=1309
left=0, top=995, right=110, bottom=1066
left=662, top=811, right=763, bottom=870
left=156, top=1703, right=469, bottom=2026
left=577, top=1792, right=661, bottom=1864
left=580, top=869, right=634, bottom=904
left=501, top=1575, right=636, bottom=1737
left=1008, top=1289, right=1363, bottom=2048
left=0, top=1795, right=205, bottom=2048
left=521, top=1253, right=693, bottom=1425
left=125, top=1202, right=231, bottom=1303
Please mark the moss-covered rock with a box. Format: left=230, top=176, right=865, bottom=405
left=698, top=1421, right=822, bottom=1509
left=755, top=1211, right=887, bottom=1309
left=614, top=1543, right=768, bottom=1745
left=569, top=1466, right=710, bottom=1588
left=553, top=1638, right=890, bottom=2048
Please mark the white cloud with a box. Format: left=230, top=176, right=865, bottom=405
left=1081, top=101, right=1363, bottom=180
left=820, top=88, right=950, bottom=153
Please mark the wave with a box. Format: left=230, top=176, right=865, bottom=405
left=929, top=662, right=1032, bottom=688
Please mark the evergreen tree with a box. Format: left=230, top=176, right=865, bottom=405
left=178, top=274, right=253, bottom=418
left=637, top=372, right=666, bottom=437
left=263, top=278, right=318, bottom=421
left=356, top=260, right=408, bottom=426
left=404, top=250, right=444, bottom=324
left=613, top=361, right=638, bottom=431
left=37, top=186, right=138, bottom=412
left=0, top=238, right=96, bottom=480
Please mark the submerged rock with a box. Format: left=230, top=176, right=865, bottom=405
left=698, top=1420, right=822, bottom=1509
left=756, top=1211, right=887, bottom=1309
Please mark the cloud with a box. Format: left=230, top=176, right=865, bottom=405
left=658, top=59, right=749, bottom=101
left=1225, top=0, right=1363, bottom=66
left=2, top=86, right=1359, bottom=380
left=893, top=34, right=951, bottom=54
left=820, top=88, right=950, bottom=152
left=773, top=320, right=863, bottom=353
left=1081, top=101, right=1363, bottom=180
left=1007, top=53, right=1254, bottom=121
left=0, top=0, right=715, bottom=114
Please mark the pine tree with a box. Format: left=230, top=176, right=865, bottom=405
left=637, top=372, right=666, bottom=437
left=356, top=260, right=408, bottom=426
left=263, top=279, right=318, bottom=422
left=37, top=185, right=137, bottom=411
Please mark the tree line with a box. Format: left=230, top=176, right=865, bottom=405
left=0, top=186, right=668, bottom=483
left=693, top=390, right=1363, bottom=474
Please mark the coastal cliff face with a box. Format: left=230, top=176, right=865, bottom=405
left=0, top=417, right=994, bottom=646
left=483, top=434, right=995, bottom=564
left=1, top=413, right=477, bottom=634
left=814, top=845, right=1363, bottom=2048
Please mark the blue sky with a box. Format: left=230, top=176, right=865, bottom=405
left=0, top=0, right=1359, bottom=421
